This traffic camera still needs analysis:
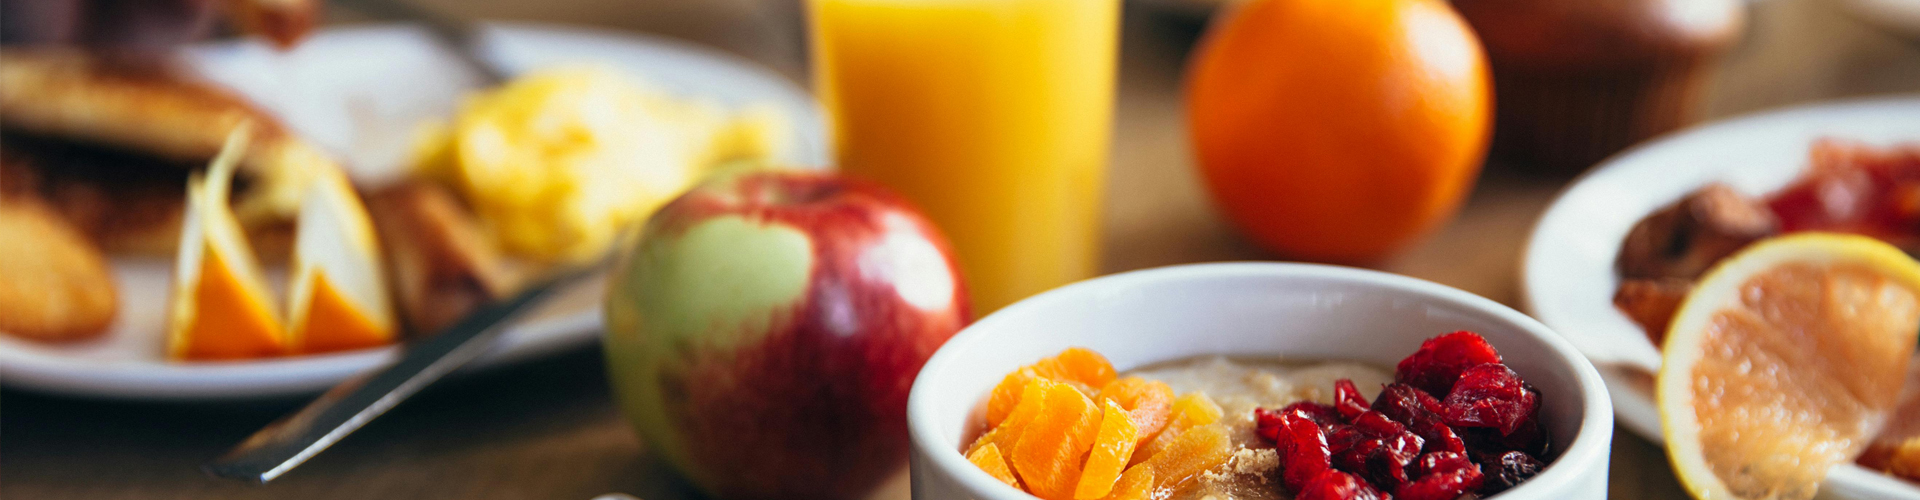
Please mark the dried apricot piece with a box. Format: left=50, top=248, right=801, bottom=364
left=1040, top=347, right=1119, bottom=388
left=1102, top=466, right=1154, bottom=500
left=971, top=377, right=1059, bottom=455
left=1074, top=400, right=1142, bottom=499
left=1095, top=377, right=1174, bottom=446
left=1013, top=381, right=1104, bottom=500
left=1138, top=422, right=1234, bottom=491
left=988, top=348, right=1118, bottom=427
left=987, top=367, right=1041, bottom=428
left=967, top=443, right=1022, bottom=488
left=1132, top=392, right=1223, bottom=465
left=1170, top=392, right=1225, bottom=427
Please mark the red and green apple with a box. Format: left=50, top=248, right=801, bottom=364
left=602, top=169, right=969, bottom=500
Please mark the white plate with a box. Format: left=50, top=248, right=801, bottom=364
left=0, top=22, right=829, bottom=400
left=1522, top=96, right=1920, bottom=499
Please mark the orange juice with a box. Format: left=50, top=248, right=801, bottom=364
left=810, top=0, right=1120, bottom=314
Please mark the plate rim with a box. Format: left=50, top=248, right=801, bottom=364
left=1522, top=93, right=1920, bottom=368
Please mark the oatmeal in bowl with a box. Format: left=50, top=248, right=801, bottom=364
left=906, top=263, right=1611, bottom=500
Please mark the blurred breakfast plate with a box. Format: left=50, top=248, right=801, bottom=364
left=1841, top=0, right=1920, bottom=39
left=0, top=22, right=829, bottom=399
left=1522, top=96, right=1920, bottom=499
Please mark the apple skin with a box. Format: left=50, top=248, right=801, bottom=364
left=602, top=169, right=970, bottom=500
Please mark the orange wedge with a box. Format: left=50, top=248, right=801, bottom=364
left=1074, top=400, right=1141, bottom=499
left=290, top=273, right=388, bottom=353
left=167, top=128, right=287, bottom=360
left=287, top=168, right=395, bottom=354
left=1659, top=233, right=1920, bottom=500
left=967, top=443, right=1022, bottom=488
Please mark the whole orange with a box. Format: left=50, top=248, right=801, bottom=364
left=1186, top=0, right=1493, bottom=263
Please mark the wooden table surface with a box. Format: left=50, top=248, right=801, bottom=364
left=5, top=0, right=1919, bottom=498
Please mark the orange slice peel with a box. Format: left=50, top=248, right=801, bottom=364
left=167, top=127, right=287, bottom=360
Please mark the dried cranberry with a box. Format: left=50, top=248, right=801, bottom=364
left=1380, top=431, right=1425, bottom=463
left=1396, top=468, right=1486, bottom=500
left=1260, top=402, right=1344, bottom=443
left=1255, top=407, right=1287, bottom=443
left=1409, top=451, right=1479, bottom=480
left=1351, top=411, right=1408, bottom=438
left=1372, top=383, right=1446, bottom=427
left=1278, top=414, right=1333, bottom=492
left=1334, top=379, right=1370, bottom=420
left=1297, top=470, right=1389, bottom=500
left=1442, top=364, right=1538, bottom=435
left=1362, top=446, right=1411, bottom=489
left=1395, top=330, right=1503, bottom=396
left=1496, top=415, right=1549, bottom=456
left=1458, top=428, right=1516, bottom=465
left=1367, top=431, right=1425, bottom=488
left=1409, top=417, right=1465, bottom=455
left=1327, top=425, right=1366, bottom=455
left=1284, top=401, right=1345, bottom=427
left=1334, top=437, right=1383, bottom=473
left=1484, top=451, right=1545, bottom=493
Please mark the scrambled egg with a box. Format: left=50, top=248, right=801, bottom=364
left=414, top=66, right=785, bottom=262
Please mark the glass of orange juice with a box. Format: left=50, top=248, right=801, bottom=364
left=809, top=0, right=1120, bottom=314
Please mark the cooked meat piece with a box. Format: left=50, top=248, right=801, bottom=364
left=1, top=148, right=37, bottom=194
left=1613, top=277, right=1692, bottom=344
left=0, top=48, right=282, bottom=161
left=1617, top=183, right=1778, bottom=280
left=1859, top=360, right=1920, bottom=480
left=366, top=180, right=514, bottom=336
left=222, top=0, right=318, bottom=49
left=0, top=196, right=118, bottom=341
left=1871, top=438, right=1920, bottom=480
left=2, top=134, right=192, bottom=254
left=0, top=49, right=343, bottom=225
left=0, top=0, right=221, bottom=48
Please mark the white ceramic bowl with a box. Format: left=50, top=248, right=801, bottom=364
left=907, top=263, right=1613, bottom=500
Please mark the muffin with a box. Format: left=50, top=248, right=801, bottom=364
left=1453, top=0, right=1745, bottom=175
